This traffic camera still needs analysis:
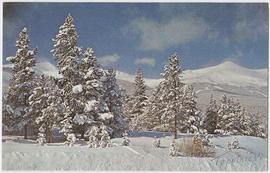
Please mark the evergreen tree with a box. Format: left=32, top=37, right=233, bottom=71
left=100, top=124, right=112, bottom=148
left=179, top=85, right=202, bottom=134
left=4, top=27, right=37, bottom=139
left=121, top=131, right=131, bottom=146
left=28, top=75, right=64, bottom=144
left=159, top=52, right=185, bottom=139
left=140, top=84, right=166, bottom=131
left=214, top=94, right=228, bottom=134
left=88, top=126, right=99, bottom=148
left=72, top=47, right=103, bottom=139
left=169, top=139, right=177, bottom=156
left=125, top=66, right=148, bottom=131
left=215, top=95, right=239, bottom=134
left=237, top=107, right=253, bottom=136
left=212, top=94, right=265, bottom=137
left=141, top=53, right=201, bottom=136
left=203, top=95, right=219, bottom=134
left=102, top=68, right=129, bottom=137
left=51, top=13, right=82, bottom=142
left=249, top=112, right=266, bottom=138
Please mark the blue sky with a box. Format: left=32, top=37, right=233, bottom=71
left=3, top=3, right=268, bottom=78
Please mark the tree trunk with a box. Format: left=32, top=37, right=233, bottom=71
left=24, top=124, right=27, bottom=139
left=48, top=129, right=52, bottom=143
left=81, top=130, right=85, bottom=139
left=174, top=115, right=177, bottom=139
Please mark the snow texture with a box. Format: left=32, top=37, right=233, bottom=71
left=3, top=132, right=266, bottom=171
left=99, top=112, right=114, bottom=120
left=72, top=84, right=83, bottom=94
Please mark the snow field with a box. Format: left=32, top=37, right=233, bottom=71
left=2, top=133, right=267, bottom=171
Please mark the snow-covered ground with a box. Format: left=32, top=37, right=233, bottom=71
left=2, top=132, right=267, bottom=171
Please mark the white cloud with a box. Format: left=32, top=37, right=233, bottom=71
left=99, top=54, right=120, bottom=66
left=36, top=58, right=62, bottom=78
left=233, top=20, right=267, bottom=43
left=124, top=16, right=209, bottom=51
left=233, top=5, right=268, bottom=43
left=135, top=58, right=156, bottom=67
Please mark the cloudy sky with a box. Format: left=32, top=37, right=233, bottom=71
left=3, top=3, right=268, bottom=78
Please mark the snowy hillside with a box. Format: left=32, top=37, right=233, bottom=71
left=2, top=132, right=267, bottom=171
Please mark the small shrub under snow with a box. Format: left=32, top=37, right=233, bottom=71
left=169, top=140, right=177, bottom=156
left=152, top=136, right=160, bottom=148
left=37, top=126, right=46, bottom=146
left=178, top=134, right=215, bottom=157
left=100, top=125, right=112, bottom=148
left=122, top=131, right=131, bottom=146
left=65, top=133, right=77, bottom=147
left=88, top=126, right=99, bottom=148
left=227, top=137, right=240, bottom=150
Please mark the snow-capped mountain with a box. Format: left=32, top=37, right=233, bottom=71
left=182, top=61, right=267, bottom=87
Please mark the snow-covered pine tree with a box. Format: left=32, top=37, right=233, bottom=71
left=159, top=52, right=185, bottom=139
left=227, top=98, right=244, bottom=135
left=70, top=47, right=103, bottom=139
left=100, top=124, right=112, bottom=148
left=51, top=13, right=82, bottom=142
left=4, top=27, right=37, bottom=139
left=169, top=139, right=177, bottom=156
left=179, top=85, right=202, bottom=134
left=214, top=94, right=228, bottom=134
left=37, top=124, right=46, bottom=146
left=80, top=47, right=120, bottom=138
left=249, top=112, right=266, bottom=138
left=88, top=126, right=99, bottom=148
left=215, top=95, right=237, bottom=134
left=141, top=84, right=166, bottom=131
left=215, top=96, right=244, bottom=135
left=102, top=68, right=129, bottom=137
left=203, top=95, right=219, bottom=134
left=224, top=98, right=240, bottom=135
left=27, top=75, right=48, bottom=143
left=121, top=131, right=131, bottom=146
left=2, top=94, right=10, bottom=132
left=29, top=75, right=64, bottom=144
left=236, top=107, right=252, bottom=136
left=125, top=66, right=148, bottom=131
left=206, top=94, right=265, bottom=137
